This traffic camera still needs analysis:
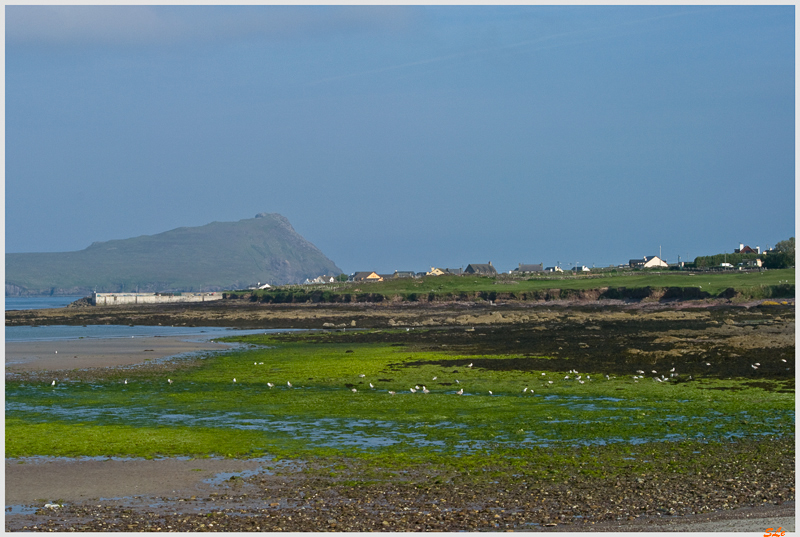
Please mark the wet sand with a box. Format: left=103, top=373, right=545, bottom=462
left=5, top=337, right=232, bottom=372
left=5, top=457, right=267, bottom=505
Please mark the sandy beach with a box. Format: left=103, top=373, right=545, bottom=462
left=5, top=336, right=232, bottom=372
left=5, top=457, right=268, bottom=505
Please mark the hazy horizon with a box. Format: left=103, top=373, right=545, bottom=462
left=6, top=5, right=795, bottom=275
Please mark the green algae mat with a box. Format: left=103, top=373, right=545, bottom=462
left=6, top=307, right=794, bottom=462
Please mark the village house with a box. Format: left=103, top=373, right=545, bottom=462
left=464, top=262, right=497, bottom=276
left=544, top=266, right=564, bottom=273
left=427, top=267, right=445, bottom=276
left=738, top=259, right=763, bottom=268
left=350, top=272, right=382, bottom=282
left=304, top=275, right=335, bottom=285
left=734, top=243, right=761, bottom=254
left=512, top=263, right=543, bottom=274
left=629, top=256, right=668, bottom=269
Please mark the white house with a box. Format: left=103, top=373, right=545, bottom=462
left=629, top=256, right=668, bottom=269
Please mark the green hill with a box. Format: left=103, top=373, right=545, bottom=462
left=6, top=213, right=342, bottom=296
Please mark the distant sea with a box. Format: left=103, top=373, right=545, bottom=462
left=5, top=296, right=85, bottom=311
left=4, top=296, right=292, bottom=342
left=6, top=325, right=275, bottom=343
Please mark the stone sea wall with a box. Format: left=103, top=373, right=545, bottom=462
left=91, top=292, right=223, bottom=306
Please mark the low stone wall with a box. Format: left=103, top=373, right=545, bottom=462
left=91, top=292, right=223, bottom=306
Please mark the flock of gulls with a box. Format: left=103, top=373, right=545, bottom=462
left=47, top=356, right=789, bottom=393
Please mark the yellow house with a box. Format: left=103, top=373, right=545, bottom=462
left=427, top=267, right=445, bottom=276
left=351, top=271, right=383, bottom=282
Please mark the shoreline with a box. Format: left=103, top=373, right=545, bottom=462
left=5, top=298, right=795, bottom=333
left=5, top=336, right=233, bottom=372
left=5, top=302, right=794, bottom=532
left=5, top=453, right=794, bottom=532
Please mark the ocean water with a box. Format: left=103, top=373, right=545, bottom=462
left=5, top=296, right=294, bottom=342
left=6, top=325, right=286, bottom=343
left=5, top=296, right=85, bottom=311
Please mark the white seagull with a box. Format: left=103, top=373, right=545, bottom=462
left=456, top=388, right=464, bottom=395
left=287, top=381, right=292, bottom=387
left=51, top=380, right=56, bottom=386
left=267, top=382, right=274, bottom=388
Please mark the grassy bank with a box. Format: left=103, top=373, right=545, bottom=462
left=226, top=269, right=795, bottom=303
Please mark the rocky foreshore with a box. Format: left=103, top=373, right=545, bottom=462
left=6, top=296, right=793, bottom=330
left=6, top=438, right=795, bottom=532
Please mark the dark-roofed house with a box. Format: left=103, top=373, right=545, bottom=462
left=442, top=268, right=463, bottom=276
left=734, top=244, right=761, bottom=254
left=464, top=262, right=497, bottom=276
left=351, top=271, right=382, bottom=282
left=513, top=263, right=543, bottom=274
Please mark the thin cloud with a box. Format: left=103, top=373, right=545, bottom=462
left=6, top=5, right=416, bottom=47
left=307, top=6, right=721, bottom=86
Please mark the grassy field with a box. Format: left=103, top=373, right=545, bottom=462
left=6, top=326, right=793, bottom=462
left=231, top=268, right=795, bottom=302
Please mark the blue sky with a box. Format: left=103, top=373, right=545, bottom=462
left=5, top=5, right=795, bottom=275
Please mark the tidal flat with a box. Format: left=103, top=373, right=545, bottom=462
left=5, top=302, right=794, bottom=531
